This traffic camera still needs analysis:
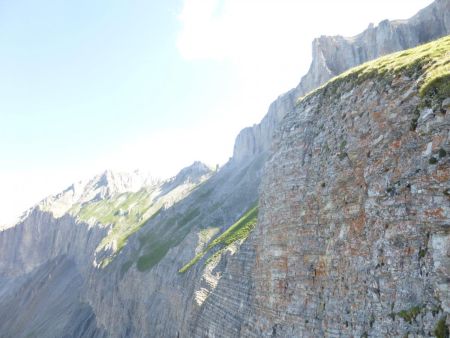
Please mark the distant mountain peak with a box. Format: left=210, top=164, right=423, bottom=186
left=169, top=161, right=212, bottom=187
left=33, top=164, right=212, bottom=222
left=37, top=169, right=158, bottom=219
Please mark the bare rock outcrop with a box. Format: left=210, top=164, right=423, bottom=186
left=243, top=47, right=450, bottom=336
left=0, top=2, right=449, bottom=337
left=233, top=0, right=450, bottom=163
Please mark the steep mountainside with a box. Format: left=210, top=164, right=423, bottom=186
left=244, top=35, right=450, bottom=337
left=233, top=0, right=450, bottom=163
left=0, top=154, right=265, bottom=337
left=192, top=34, right=450, bottom=338
left=0, top=2, right=449, bottom=337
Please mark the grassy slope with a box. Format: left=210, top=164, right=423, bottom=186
left=68, top=173, right=213, bottom=271
left=179, top=205, right=258, bottom=273
left=70, top=189, right=161, bottom=264
left=299, top=35, right=450, bottom=106
left=135, top=206, right=202, bottom=271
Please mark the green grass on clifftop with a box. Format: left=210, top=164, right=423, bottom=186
left=179, top=204, right=258, bottom=273
left=299, top=35, right=450, bottom=105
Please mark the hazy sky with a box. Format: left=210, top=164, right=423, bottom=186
left=0, top=0, right=434, bottom=225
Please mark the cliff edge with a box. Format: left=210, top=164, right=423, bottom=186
left=233, top=0, right=450, bottom=163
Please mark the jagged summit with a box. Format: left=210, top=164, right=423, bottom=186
left=18, top=162, right=211, bottom=226
left=92, top=169, right=158, bottom=196
left=37, top=169, right=159, bottom=219
left=166, top=161, right=212, bottom=187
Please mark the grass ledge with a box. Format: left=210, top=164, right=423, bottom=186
left=179, top=204, right=258, bottom=273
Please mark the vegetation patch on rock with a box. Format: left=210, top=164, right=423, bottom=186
left=397, top=305, right=422, bottom=323
left=434, top=317, right=449, bottom=338
left=70, top=189, right=162, bottom=265
left=136, top=206, right=202, bottom=272
left=179, top=204, right=258, bottom=273
left=298, top=36, right=450, bottom=109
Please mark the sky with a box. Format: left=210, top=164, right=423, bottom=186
left=0, top=0, right=434, bottom=225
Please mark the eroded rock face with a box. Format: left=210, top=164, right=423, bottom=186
left=0, top=156, right=265, bottom=337
left=0, top=210, right=107, bottom=278
left=233, top=88, right=298, bottom=162
left=83, top=156, right=265, bottom=338
left=0, top=256, right=107, bottom=338
left=245, top=74, right=450, bottom=336
left=189, top=236, right=257, bottom=337
left=0, top=211, right=109, bottom=337
left=1, top=2, right=449, bottom=337
left=299, top=0, right=450, bottom=93
left=233, top=0, right=450, bottom=164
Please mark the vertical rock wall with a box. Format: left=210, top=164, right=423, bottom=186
left=232, top=0, right=450, bottom=165
left=245, top=73, right=449, bottom=336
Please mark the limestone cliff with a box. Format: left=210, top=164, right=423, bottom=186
left=233, top=0, right=450, bottom=163
left=194, top=35, right=450, bottom=338
left=0, top=2, right=449, bottom=337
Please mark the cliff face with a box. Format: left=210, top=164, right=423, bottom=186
left=244, top=37, right=450, bottom=336
left=297, top=0, right=450, bottom=96
left=233, top=89, right=297, bottom=162
left=82, top=156, right=265, bottom=337
left=0, top=2, right=449, bottom=337
left=0, top=209, right=109, bottom=337
left=0, top=155, right=265, bottom=337
left=233, top=0, right=450, bottom=163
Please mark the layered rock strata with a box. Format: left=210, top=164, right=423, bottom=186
left=233, top=0, right=450, bottom=163
left=244, top=47, right=450, bottom=336
left=0, top=2, right=449, bottom=337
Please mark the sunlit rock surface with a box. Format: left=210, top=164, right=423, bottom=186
left=233, top=0, right=450, bottom=164
left=0, top=1, right=449, bottom=337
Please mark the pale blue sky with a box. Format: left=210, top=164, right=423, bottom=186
left=0, top=0, right=434, bottom=225
left=0, top=0, right=235, bottom=171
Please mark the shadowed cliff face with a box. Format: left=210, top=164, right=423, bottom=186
left=0, top=154, right=265, bottom=337
left=233, top=0, right=450, bottom=164
left=0, top=256, right=107, bottom=338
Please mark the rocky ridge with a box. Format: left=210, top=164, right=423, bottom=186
left=38, top=170, right=159, bottom=219
left=233, top=0, right=450, bottom=163
left=0, top=153, right=265, bottom=337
